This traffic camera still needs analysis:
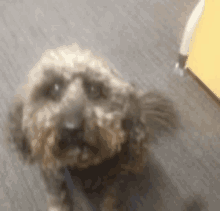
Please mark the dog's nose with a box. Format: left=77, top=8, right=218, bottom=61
left=65, top=121, right=79, bottom=129
left=63, top=110, right=83, bottom=130
left=58, top=128, right=84, bottom=150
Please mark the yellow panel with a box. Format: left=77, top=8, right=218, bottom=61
left=187, top=0, right=220, bottom=98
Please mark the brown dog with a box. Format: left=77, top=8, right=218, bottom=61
left=6, top=43, right=179, bottom=211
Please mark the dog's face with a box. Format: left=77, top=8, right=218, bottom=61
left=8, top=44, right=178, bottom=170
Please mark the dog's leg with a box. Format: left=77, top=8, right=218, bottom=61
left=40, top=167, right=73, bottom=211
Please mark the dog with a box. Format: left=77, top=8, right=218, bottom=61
left=6, top=43, right=179, bottom=211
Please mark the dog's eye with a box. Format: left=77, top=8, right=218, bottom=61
left=45, top=83, right=63, bottom=100
left=32, top=80, right=64, bottom=102
left=88, top=84, right=102, bottom=99
left=83, top=78, right=108, bottom=100
left=85, top=83, right=107, bottom=100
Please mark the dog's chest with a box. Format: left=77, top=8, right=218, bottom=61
left=68, top=143, right=130, bottom=195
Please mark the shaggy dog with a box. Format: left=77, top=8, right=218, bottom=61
left=6, top=44, right=179, bottom=211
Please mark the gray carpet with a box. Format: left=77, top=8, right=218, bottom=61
left=0, top=0, right=219, bottom=210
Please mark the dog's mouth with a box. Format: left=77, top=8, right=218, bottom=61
left=58, top=128, right=85, bottom=150
left=53, top=127, right=99, bottom=159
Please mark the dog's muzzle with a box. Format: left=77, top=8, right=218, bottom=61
left=58, top=127, right=85, bottom=150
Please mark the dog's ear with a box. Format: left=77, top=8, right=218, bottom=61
left=122, top=91, right=179, bottom=172
left=139, top=91, right=179, bottom=136
left=6, top=96, right=33, bottom=164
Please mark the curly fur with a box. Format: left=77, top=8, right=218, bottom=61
left=6, top=43, right=179, bottom=211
